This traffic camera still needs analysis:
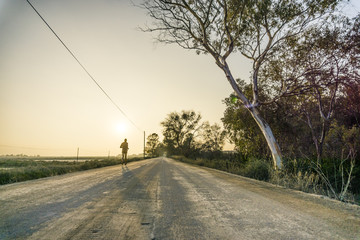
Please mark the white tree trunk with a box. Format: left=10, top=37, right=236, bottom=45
left=248, top=107, right=282, bottom=169
left=220, top=62, right=282, bottom=169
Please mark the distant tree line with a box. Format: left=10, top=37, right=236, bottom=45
left=145, top=110, right=226, bottom=159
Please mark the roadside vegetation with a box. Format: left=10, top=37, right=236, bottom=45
left=141, top=1, right=360, bottom=204
left=171, top=154, right=359, bottom=205
left=0, top=156, right=143, bottom=185
left=145, top=107, right=359, bottom=204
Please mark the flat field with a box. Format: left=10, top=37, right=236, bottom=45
left=0, top=156, right=141, bottom=185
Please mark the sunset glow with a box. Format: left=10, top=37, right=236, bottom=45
left=0, top=0, right=358, bottom=156
left=116, top=123, right=127, bottom=134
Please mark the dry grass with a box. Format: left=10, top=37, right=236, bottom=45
left=0, top=157, right=143, bottom=185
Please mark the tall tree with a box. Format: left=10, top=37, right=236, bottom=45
left=146, top=133, right=161, bottom=157
left=161, top=110, right=203, bottom=156
left=200, top=122, right=226, bottom=152
left=142, top=0, right=341, bottom=169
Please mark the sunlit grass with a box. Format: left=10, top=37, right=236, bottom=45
left=0, top=157, right=142, bottom=185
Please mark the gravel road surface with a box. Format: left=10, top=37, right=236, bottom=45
left=0, top=158, right=359, bottom=240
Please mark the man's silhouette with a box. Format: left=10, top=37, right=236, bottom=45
left=120, top=139, right=129, bottom=165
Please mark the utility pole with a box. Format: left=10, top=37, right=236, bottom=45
left=77, top=147, right=79, bottom=161
left=143, top=131, right=146, bottom=159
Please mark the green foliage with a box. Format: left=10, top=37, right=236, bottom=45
left=172, top=152, right=247, bottom=174
left=242, top=159, right=271, bottom=181
left=160, top=110, right=227, bottom=158
left=270, top=168, right=323, bottom=194
left=145, top=133, right=161, bottom=157
left=321, top=122, right=360, bottom=195
left=171, top=154, right=358, bottom=203
left=0, top=157, right=143, bottom=185
left=222, top=96, right=269, bottom=158
left=200, top=122, right=226, bottom=152
left=173, top=154, right=271, bottom=181
left=325, top=121, right=360, bottom=159
left=161, top=110, right=202, bottom=157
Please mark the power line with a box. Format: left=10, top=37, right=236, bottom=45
left=25, top=0, right=141, bottom=132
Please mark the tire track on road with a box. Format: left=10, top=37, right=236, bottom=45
left=30, top=160, right=162, bottom=240
left=1, top=158, right=359, bottom=240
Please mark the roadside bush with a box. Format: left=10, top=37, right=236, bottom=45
left=173, top=155, right=270, bottom=181
left=0, top=170, right=14, bottom=184
left=171, top=154, right=359, bottom=204
left=242, top=159, right=271, bottom=181
left=270, top=169, right=323, bottom=193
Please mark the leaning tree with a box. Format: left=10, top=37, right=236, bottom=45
left=141, top=0, right=341, bottom=169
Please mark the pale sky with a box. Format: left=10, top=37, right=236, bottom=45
left=0, top=0, right=359, bottom=157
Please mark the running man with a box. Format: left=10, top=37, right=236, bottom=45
left=120, top=139, right=129, bottom=165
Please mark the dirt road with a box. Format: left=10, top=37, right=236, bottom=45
left=0, top=158, right=359, bottom=240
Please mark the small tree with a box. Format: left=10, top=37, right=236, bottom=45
left=142, top=0, right=341, bottom=169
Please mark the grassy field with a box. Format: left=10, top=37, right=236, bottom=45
left=0, top=156, right=143, bottom=185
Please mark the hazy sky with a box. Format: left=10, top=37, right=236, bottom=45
left=1, top=0, right=359, bottom=157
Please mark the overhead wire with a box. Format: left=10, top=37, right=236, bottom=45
left=25, top=0, right=142, bottom=132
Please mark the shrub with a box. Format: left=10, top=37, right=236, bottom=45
left=242, top=159, right=270, bottom=181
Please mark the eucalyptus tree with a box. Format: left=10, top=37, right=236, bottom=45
left=141, top=0, right=341, bottom=169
